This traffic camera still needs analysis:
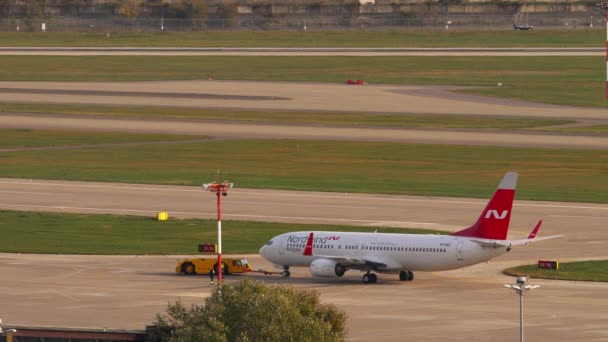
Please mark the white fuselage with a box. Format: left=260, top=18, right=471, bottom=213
left=259, top=231, right=509, bottom=273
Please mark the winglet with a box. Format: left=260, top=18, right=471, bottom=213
left=527, top=220, right=542, bottom=239
left=303, top=232, right=314, bottom=256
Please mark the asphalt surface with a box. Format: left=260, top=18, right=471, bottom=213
left=1, top=253, right=607, bottom=342
left=0, top=47, right=602, bottom=56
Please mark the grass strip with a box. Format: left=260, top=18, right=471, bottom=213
left=1, top=139, right=606, bottom=203
left=0, top=103, right=573, bottom=130
left=0, top=128, right=205, bottom=148
left=0, top=31, right=602, bottom=47
left=504, top=260, right=608, bottom=282
left=0, top=210, right=444, bottom=255
left=0, top=56, right=603, bottom=108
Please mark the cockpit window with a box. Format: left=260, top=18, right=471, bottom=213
left=266, top=240, right=274, bottom=246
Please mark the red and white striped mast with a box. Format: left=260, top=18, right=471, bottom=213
left=203, top=175, right=233, bottom=283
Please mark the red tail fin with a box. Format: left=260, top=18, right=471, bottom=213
left=452, top=172, right=517, bottom=240
left=303, top=232, right=314, bottom=256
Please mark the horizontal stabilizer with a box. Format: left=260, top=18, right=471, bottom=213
left=470, top=239, right=510, bottom=248
left=510, top=219, right=561, bottom=245
left=511, top=235, right=562, bottom=246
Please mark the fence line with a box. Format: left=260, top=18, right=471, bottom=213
left=0, top=13, right=599, bottom=32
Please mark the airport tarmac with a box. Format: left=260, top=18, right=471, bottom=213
left=0, top=253, right=607, bottom=342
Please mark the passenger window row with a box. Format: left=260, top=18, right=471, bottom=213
left=286, top=243, right=447, bottom=253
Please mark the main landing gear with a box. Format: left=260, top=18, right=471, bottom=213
left=362, top=271, right=414, bottom=283
left=362, top=272, right=378, bottom=284
left=281, top=266, right=291, bottom=278
left=399, top=271, right=414, bottom=281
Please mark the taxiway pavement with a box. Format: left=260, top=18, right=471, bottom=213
left=1, top=252, right=606, bottom=341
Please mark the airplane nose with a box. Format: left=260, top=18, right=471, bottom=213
left=259, top=245, right=267, bottom=258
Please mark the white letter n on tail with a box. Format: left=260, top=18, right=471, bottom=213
left=485, top=210, right=509, bottom=220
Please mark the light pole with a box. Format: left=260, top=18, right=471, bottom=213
left=0, top=318, right=17, bottom=342
left=504, top=276, right=540, bottom=342
left=598, top=1, right=608, bottom=98
left=202, top=176, right=233, bottom=283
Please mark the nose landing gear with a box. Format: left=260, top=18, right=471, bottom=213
left=281, top=265, right=291, bottom=278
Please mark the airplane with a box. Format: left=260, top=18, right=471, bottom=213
left=258, top=172, right=561, bottom=284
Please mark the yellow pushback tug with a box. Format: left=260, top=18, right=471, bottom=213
left=176, top=257, right=251, bottom=275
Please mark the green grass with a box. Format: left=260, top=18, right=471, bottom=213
left=0, top=30, right=602, bottom=47
left=0, top=128, right=205, bottom=148
left=1, top=139, right=606, bottom=203
left=504, top=260, right=608, bottom=282
left=0, top=103, right=573, bottom=130
left=0, top=56, right=603, bottom=107
left=0, top=210, right=444, bottom=254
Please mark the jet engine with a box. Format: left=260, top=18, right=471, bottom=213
left=310, top=259, right=346, bottom=278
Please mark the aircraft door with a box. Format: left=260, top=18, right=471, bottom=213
left=456, top=240, right=464, bottom=261
left=355, top=242, right=364, bottom=256
left=278, top=236, right=286, bottom=255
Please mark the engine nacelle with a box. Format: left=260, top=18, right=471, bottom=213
left=310, top=259, right=346, bottom=278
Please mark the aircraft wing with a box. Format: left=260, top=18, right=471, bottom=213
left=312, top=254, right=387, bottom=268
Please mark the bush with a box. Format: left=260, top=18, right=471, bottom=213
left=148, top=278, right=347, bottom=342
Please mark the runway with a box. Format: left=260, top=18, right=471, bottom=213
left=0, top=47, right=602, bottom=56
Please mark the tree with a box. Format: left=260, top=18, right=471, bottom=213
left=148, top=278, right=347, bottom=342
left=122, top=0, right=143, bottom=21
left=190, top=0, right=209, bottom=30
